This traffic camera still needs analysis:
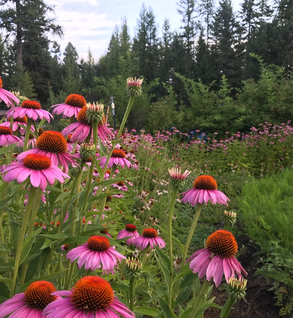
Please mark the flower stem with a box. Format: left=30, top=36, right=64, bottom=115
left=220, top=296, right=237, bottom=318
left=181, top=204, right=203, bottom=267
left=191, top=280, right=212, bottom=318
left=116, top=96, right=135, bottom=141
left=10, top=186, right=37, bottom=297
left=129, top=277, right=135, bottom=311
left=23, top=118, right=32, bottom=151
left=19, top=188, right=44, bottom=284
left=168, top=188, right=179, bottom=307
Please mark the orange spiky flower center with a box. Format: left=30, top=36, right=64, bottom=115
left=71, top=276, right=114, bottom=311
left=142, top=228, right=158, bottom=238
left=98, top=114, right=106, bottom=127
left=206, top=230, right=238, bottom=258
left=36, top=130, right=67, bottom=153
left=65, top=94, right=86, bottom=108
left=8, top=116, right=27, bottom=123
left=21, top=100, right=41, bottom=109
left=111, top=149, right=126, bottom=158
left=116, top=181, right=124, bottom=186
left=0, top=127, right=13, bottom=135
left=87, top=236, right=110, bottom=252
left=193, top=175, right=217, bottom=190
left=23, top=154, right=51, bottom=170
left=0, top=77, right=2, bottom=88
left=77, top=106, right=91, bottom=125
left=24, top=281, right=57, bottom=309
left=126, top=224, right=136, bottom=232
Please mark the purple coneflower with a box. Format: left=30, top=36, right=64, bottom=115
left=0, top=126, right=22, bottom=146
left=188, top=230, right=248, bottom=287
left=66, top=235, right=125, bottom=274
left=0, top=77, right=19, bottom=108
left=134, top=228, right=166, bottom=250
left=17, top=130, right=77, bottom=173
left=0, top=116, right=31, bottom=135
left=7, top=100, right=53, bottom=122
left=0, top=280, right=58, bottom=318
left=62, top=105, right=113, bottom=143
left=117, top=224, right=139, bottom=245
left=98, top=149, right=131, bottom=169
left=43, top=276, right=135, bottom=318
left=51, top=94, right=86, bottom=118
left=3, top=153, right=69, bottom=190
left=181, top=175, right=230, bottom=206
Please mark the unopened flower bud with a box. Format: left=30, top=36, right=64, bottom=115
left=80, top=143, right=96, bottom=161
left=126, top=77, right=143, bottom=97
left=224, top=210, right=237, bottom=226
left=125, top=257, right=143, bottom=279
left=168, top=167, right=191, bottom=189
left=86, top=102, right=104, bottom=122
left=228, top=277, right=247, bottom=300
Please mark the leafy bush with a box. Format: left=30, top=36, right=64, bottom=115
left=237, top=169, right=293, bottom=315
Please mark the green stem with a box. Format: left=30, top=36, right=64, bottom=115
left=220, top=296, right=237, bottom=318
left=23, top=118, right=32, bottom=152
left=168, top=188, right=179, bottom=307
left=10, top=186, right=37, bottom=297
left=20, top=188, right=44, bottom=284
left=116, top=95, right=135, bottom=141
left=181, top=204, right=203, bottom=267
left=129, top=277, right=135, bottom=311
left=191, top=280, right=211, bottom=318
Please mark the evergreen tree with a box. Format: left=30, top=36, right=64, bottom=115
left=198, top=0, right=215, bottom=43
left=132, top=4, right=159, bottom=83
left=211, top=0, right=244, bottom=88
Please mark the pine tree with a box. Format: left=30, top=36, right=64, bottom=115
left=132, top=4, right=159, bottom=83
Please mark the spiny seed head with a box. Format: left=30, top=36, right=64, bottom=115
left=193, top=175, right=217, bottom=190
left=24, top=281, right=57, bottom=309
left=87, top=235, right=110, bottom=252
left=206, top=230, right=238, bottom=258
left=71, top=276, right=114, bottom=311
left=23, top=154, right=51, bottom=170
left=65, top=94, right=86, bottom=108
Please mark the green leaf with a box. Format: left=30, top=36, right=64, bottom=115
left=176, top=286, right=192, bottom=304
left=180, top=308, right=193, bottom=318
left=98, top=139, right=108, bottom=156
left=134, top=307, right=160, bottom=317
left=194, top=297, right=216, bottom=318
left=172, top=269, right=192, bottom=286
left=154, top=245, right=170, bottom=268
left=155, top=253, right=170, bottom=288
left=172, top=235, right=184, bottom=254
left=20, top=227, right=43, bottom=265
left=0, top=275, right=12, bottom=289
left=41, top=233, right=69, bottom=240
left=158, top=297, right=177, bottom=318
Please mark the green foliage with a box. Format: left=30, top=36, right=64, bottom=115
left=237, top=169, right=293, bottom=314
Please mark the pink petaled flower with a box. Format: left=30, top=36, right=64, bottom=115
left=181, top=175, right=230, bottom=206
left=43, top=276, right=135, bottom=318
left=3, top=153, right=69, bottom=190
left=62, top=106, right=114, bottom=143
left=51, top=94, right=86, bottom=118
left=134, top=228, right=166, bottom=250
left=0, top=126, right=22, bottom=146
left=66, top=235, right=125, bottom=274
left=0, top=115, right=31, bottom=135
left=98, top=149, right=131, bottom=169
left=7, top=100, right=53, bottom=122
left=0, top=77, right=19, bottom=108
left=168, top=167, right=191, bottom=180
left=17, top=130, right=77, bottom=173
left=117, top=224, right=139, bottom=245
left=188, top=230, right=248, bottom=287
left=0, top=280, right=58, bottom=318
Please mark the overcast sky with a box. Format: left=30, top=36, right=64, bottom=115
left=46, top=0, right=242, bottom=62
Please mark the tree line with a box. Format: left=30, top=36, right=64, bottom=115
left=0, top=0, right=292, bottom=135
